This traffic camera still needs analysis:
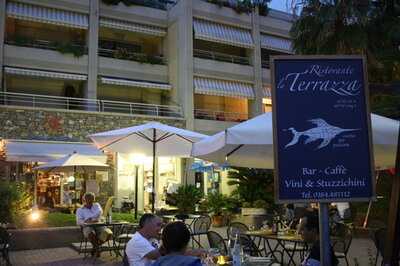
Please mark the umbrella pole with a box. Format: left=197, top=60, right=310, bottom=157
left=74, top=165, right=77, bottom=208
left=135, top=165, right=139, bottom=220
left=152, top=129, right=156, bottom=213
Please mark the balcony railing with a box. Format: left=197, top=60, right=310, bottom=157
left=98, top=48, right=167, bottom=65
left=101, top=0, right=176, bottom=10
left=194, top=108, right=248, bottom=122
left=0, top=92, right=183, bottom=118
left=6, top=39, right=87, bottom=57
left=194, top=49, right=251, bottom=65
left=261, top=60, right=270, bottom=68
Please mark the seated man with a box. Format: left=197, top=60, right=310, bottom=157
left=300, top=212, right=338, bottom=266
left=152, top=221, right=202, bottom=266
left=76, top=192, right=113, bottom=257
left=125, top=214, right=163, bottom=266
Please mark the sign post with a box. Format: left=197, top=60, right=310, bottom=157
left=271, top=56, right=375, bottom=266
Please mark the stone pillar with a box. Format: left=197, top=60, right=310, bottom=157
left=249, top=7, right=263, bottom=117
left=167, top=0, right=194, bottom=130
left=0, top=0, right=6, bottom=90
left=168, top=0, right=195, bottom=185
left=85, top=0, right=99, bottom=104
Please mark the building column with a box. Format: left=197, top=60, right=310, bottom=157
left=85, top=0, right=99, bottom=103
left=249, top=7, right=263, bottom=117
left=168, top=0, right=195, bottom=185
left=0, top=0, right=6, bottom=90
left=167, top=0, right=194, bottom=130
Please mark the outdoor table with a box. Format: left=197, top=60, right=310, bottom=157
left=162, top=214, right=202, bottom=227
left=83, top=220, right=130, bottom=257
left=245, top=230, right=306, bottom=266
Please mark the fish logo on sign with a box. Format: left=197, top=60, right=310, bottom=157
left=284, top=118, right=359, bottom=149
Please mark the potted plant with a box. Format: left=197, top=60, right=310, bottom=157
left=169, top=185, right=202, bottom=217
left=203, top=192, right=227, bottom=227
left=227, top=167, right=274, bottom=216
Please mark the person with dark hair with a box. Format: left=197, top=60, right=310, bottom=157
left=300, top=213, right=338, bottom=266
left=152, top=221, right=202, bottom=266
left=125, top=214, right=163, bottom=266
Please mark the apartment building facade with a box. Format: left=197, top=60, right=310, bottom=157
left=0, top=0, right=293, bottom=210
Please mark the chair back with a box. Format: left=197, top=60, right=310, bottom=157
left=227, top=222, right=249, bottom=240
left=332, top=225, right=353, bottom=254
left=103, top=196, right=114, bottom=217
left=192, top=215, right=211, bottom=235
left=207, top=231, right=228, bottom=255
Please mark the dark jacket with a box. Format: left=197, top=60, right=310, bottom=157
left=152, top=255, right=202, bottom=266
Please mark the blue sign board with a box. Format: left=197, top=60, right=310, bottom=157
left=272, top=56, right=375, bottom=202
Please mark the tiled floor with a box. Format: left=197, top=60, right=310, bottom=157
left=8, top=226, right=381, bottom=266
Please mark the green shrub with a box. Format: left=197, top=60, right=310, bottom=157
left=0, top=181, right=32, bottom=224
left=204, top=192, right=227, bottom=216
left=170, top=185, right=203, bottom=214
left=228, top=167, right=274, bottom=206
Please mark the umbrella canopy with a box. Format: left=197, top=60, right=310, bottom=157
left=191, top=112, right=399, bottom=170
left=88, top=122, right=207, bottom=156
left=88, top=121, right=208, bottom=212
left=33, top=153, right=109, bottom=172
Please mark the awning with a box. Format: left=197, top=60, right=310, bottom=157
left=5, top=67, right=87, bottom=81
left=6, top=1, right=88, bottom=29
left=194, top=76, right=254, bottom=99
left=2, top=139, right=106, bottom=163
left=193, top=18, right=254, bottom=48
left=263, top=85, right=271, bottom=98
left=260, top=33, right=293, bottom=53
left=101, top=77, right=171, bottom=91
left=100, top=17, right=166, bottom=37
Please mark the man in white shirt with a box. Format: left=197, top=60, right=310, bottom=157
left=125, top=214, right=163, bottom=266
left=76, top=192, right=112, bottom=257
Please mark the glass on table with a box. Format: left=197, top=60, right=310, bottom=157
left=201, top=248, right=220, bottom=266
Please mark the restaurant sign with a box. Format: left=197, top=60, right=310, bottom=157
left=271, top=56, right=375, bottom=202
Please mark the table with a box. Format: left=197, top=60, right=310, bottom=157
left=83, top=220, right=131, bottom=257
left=245, top=230, right=307, bottom=266
left=162, top=214, right=202, bottom=226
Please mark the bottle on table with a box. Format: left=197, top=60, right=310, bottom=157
left=232, top=233, right=242, bottom=266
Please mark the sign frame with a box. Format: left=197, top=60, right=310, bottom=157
left=271, top=55, right=375, bottom=203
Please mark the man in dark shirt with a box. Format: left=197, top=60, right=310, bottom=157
left=300, top=212, right=338, bottom=266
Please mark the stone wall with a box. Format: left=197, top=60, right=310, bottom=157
left=0, top=106, right=186, bottom=142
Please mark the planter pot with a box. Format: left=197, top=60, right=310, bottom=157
left=241, top=208, right=266, bottom=216
left=211, top=215, right=225, bottom=227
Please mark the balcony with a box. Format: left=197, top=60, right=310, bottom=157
left=194, top=49, right=250, bottom=65
left=0, top=91, right=183, bottom=118
left=4, top=44, right=88, bottom=74
left=98, top=48, right=166, bottom=65
left=194, top=108, right=247, bottom=122
left=6, top=39, right=87, bottom=57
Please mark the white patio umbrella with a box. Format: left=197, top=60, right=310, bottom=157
left=34, top=153, right=109, bottom=172
left=191, top=112, right=399, bottom=170
left=88, top=122, right=208, bottom=212
left=33, top=152, right=109, bottom=203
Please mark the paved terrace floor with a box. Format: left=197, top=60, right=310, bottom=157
left=8, top=226, right=381, bottom=266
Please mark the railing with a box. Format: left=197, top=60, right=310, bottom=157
left=0, top=92, right=183, bottom=118
left=98, top=48, right=167, bottom=65
left=101, top=0, right=175, bottom=10
left=193, top=49, right=251, bottom=65
left=6, top=39, right=87, bottom=56
left=261, top=60, right=270, bottom=68
left=194, top=108, right=248, bottom=122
